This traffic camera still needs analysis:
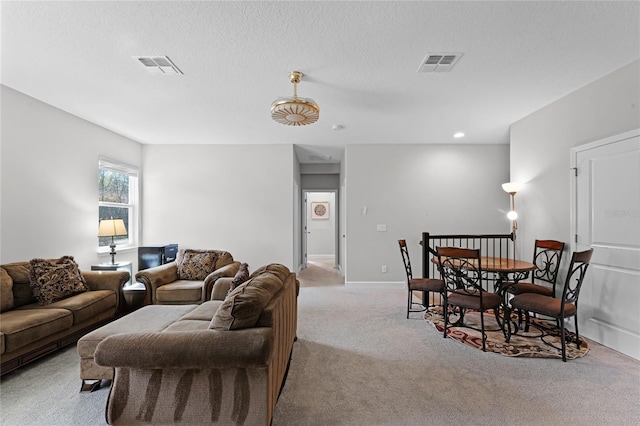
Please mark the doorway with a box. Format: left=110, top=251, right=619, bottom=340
left=303, top=191, right=338, bottom=270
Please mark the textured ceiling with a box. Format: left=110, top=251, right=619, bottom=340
left=1, top=1, right=639, bottom=163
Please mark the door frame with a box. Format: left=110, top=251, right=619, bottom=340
left=569, top=128, right=640, bottom=360
left=302, top=189, right=339, bottom=270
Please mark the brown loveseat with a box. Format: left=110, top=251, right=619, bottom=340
left=0, top=258, right=129, bottom=375
left=93, top=263, right=298, bottom=425
left=135, top=248, right=240, bottom=305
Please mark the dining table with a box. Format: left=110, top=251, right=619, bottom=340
left=430, top=255, right=535, bottom=336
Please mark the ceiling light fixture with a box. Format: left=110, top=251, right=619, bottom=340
left=271, top=71, right=319, bottom=126
left=453, top=132, right=465, bottom=138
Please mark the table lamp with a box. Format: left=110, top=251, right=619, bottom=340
left=98, top=218, right=127, bottom=264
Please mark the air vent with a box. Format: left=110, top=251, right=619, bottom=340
left=417, top=52, right=463, bottom=73
left=133, top=56, right=183, bottom=75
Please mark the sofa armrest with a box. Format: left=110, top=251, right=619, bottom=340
left=210, top=277, right=233, bottom=300
left=81, top=270, right=129, bottom=312
left=95, top=328, right=273, bottom=369
left=135, top=262, right=178, bottom=304
left=204, top=261, right=240, bottom=300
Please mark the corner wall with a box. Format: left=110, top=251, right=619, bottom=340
left=0, top=85, right=143, bottom=269
left=141, top=144, right=295, bottom=270
left=510, top=60, right=640, bottom=259
left=344, top=143, right=510, bottom=286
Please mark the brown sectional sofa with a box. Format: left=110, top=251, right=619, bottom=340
left=0, top=259, right=129, bottom=375
left=135, top=248, right=240, bottom=305
left=91, top=263, right=298, bottom=425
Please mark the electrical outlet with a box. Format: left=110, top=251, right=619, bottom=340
left=381, top=265, right=387, bottom=273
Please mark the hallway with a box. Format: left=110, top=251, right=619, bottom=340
left=298, top=256, right=344, bottom=287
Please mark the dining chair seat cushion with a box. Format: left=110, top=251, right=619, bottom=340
left=447, top=290, right=502, bottom=310
left=510, top=293, right=576, bottom=318
left=409, top=278, right=444, bottom=292
left=506, top=281, right=554, bottom=297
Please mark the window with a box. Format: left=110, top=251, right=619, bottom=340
left=98, top=157, right=138, bottom=250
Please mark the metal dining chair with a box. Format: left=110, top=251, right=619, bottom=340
left=398, top=240, right=444, bottom=319
left=506, top=239, right=565, bottom=297
left=437, top=246, right=504, bottom=351
left=509, top=248, right=593, bottom=361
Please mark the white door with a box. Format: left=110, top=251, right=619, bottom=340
left=572, top=129, right=640, bottom=360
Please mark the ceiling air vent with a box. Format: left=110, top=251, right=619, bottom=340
left=417, top=52, right=463, bottom=73
left=133, top=56, right=183, bottom=75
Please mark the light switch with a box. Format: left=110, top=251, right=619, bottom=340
left=377, top=224, right=387, bottom=232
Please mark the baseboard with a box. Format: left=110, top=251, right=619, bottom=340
left=345, top=281, right=404, bottom=289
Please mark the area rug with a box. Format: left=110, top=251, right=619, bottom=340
left=424, top=307, right=589, bottom=359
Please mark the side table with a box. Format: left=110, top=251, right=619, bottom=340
left=90, top=261, right=146, bottom=313
left=91, top=261, right=133, bottom=286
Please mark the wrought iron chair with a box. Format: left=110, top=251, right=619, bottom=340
left=505, top=240, right=565, bottom=329
left=398, top=240, right=444, bottom=319
left=436, top=247, right=504, bottom=352
left=506, top=239, right=565, bottom=297
left=509, top=248, right=593, bottom=361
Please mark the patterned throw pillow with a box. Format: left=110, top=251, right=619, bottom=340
left=177, top=249, right=217, bottom=281
left=29, top=256, right=88, bottom=305
left=228, top=263, right=250, bottom=294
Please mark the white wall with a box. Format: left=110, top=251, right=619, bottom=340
left=510, top=60, right=640, bottom=260
left=345, top=143, right=510, bottom=285
left=0, top=85, right=143, bottom=270
left=141, top=144, right=295, bottom=271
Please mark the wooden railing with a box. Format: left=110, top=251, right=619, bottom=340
left=421, top=232, right=515, bottom=289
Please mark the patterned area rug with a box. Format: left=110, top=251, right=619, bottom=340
left=424, top=307, right=589, bottom=359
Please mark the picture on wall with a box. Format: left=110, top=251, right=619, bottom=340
left=311, top=201, right=330, bottom=219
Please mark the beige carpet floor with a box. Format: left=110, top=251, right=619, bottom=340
left=1, top=257, right=639, bottom=425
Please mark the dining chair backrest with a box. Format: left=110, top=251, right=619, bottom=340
left=398, top=240, right=414, bottom=282
left=531, top=239, right=565, bottom=286
left=436, top=246, right=482, bottom=294
left=560, top=248, right=594, bottom=307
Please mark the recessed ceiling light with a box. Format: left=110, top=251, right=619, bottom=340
left=453, top=132, right=465, bottom=138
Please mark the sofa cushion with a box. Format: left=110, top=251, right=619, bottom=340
left=1, top=268, right=14, bottom=312
left=78, top=304, right=197, bottom=360
left=17, top=290, right=116, bottom=325
left=177, top=249, right=217, bottom=281
left=210, top=264, right=286, bottom=330
left=178, top=300, right=223, bottom=321
left=156, top=280, right=204, bottom=303
left=0, top=308, right=73, bottom=353
left=228, top=262, right=250, bottom=293
left=29, top=256, right=88, bottom=305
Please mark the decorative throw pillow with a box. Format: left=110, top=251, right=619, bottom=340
left=177, top=249, right=217, bottom=281
left=29, top=256, right=88, bottom=305
left=210, top=266, right=285, bottom=330
left=228, top=263, right=250, bottom=294
left=0, top=268, right=15, bottom=312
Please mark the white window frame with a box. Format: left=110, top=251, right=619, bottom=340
left=98, top=157, right=139, bottom=253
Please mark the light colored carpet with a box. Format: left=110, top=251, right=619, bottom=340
left=1, top=258, right=639, bottom=425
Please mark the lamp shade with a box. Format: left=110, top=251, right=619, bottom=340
left=501, top=182, right=523, bottom=194
left=98, top=218, right=127, bottom=237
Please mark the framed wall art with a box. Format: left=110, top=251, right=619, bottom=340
left=311, top=201, right=330, bottom=219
